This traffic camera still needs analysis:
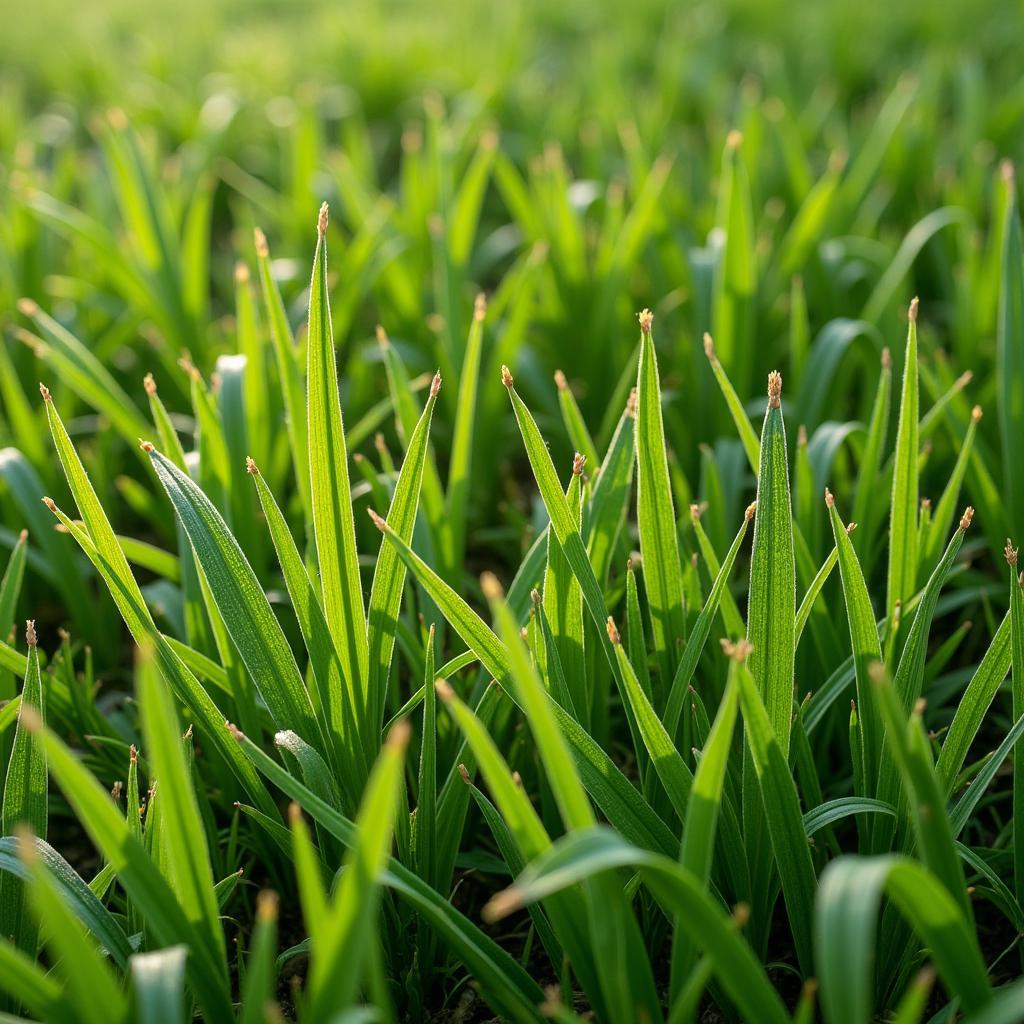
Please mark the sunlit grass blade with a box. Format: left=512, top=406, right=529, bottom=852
left=21, top=834, right=129, bottom=1024
left=367, top=371, right=441, bottom=733
left=41, top=393, right=276, bottom=816
left=138, top=644, right=225, bottom=965
left=635, top=311, right=686, bottom=687
left=27, top=711, right=234, bottom=1020
left=815, top=856, right=991, bottom=1024
left=231, top=723, right=547, bottom=1022
left=887, top=299, right=920, bottom=620
left=306, top=203, right=370, bottom=731
left=371, top=514, right=676, bottom=854
left=851, top=348, right=892, bottom=565
left=734, top=648, right=816, bottom=974
left=1008, top=545, right=1024, bottom=910
left=747, top=371, right=796, bottom=754
left=487, top=827, right=790, bottom=1024
left=146, top=446, right=323, bottom=751
left=0, top=622, right=46, bottom=957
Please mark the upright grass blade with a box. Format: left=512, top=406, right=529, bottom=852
left=21, top=835, right=129, bottom=1024
left=367, top=372, right=441, bottom=731
left=445, top=296, right=485, bottom=574
left=703, top=332, right=760, bottom=474
left=746, top=371, right=796, bottom=755
left=815, top=856, right=991, bottom=1024
left=671, top=668, right=741, bottom=998
left=138, top=644, right=225, bottom=965
left=998, top=173, right=1024, bottom=541
left=851, top=348, right=892, bottom=564
left=232, top=725, right=546, bottom=1023
left=240, top=891, right=279, bottom=1024
left=415, top=627, right=438, bottom=893
left=0, top=622, right=45, bottom=957
left=735, top=650, right=816, bottom=974
left=1011, top=546, right=1024, bottom=913
left=254, top=228, right=311, bottom=525
left=25, top=715, right=232, bottom=1021
left=826, top=492, right=883, bottom=805
left=305, top=723, right=408, bottom=1021
left=306, top=203, right=370, bottom=729
left=146, top=447, right=324, bottom=752
left=41, top=391, right=276, bottom=817
left=887, top=300, right=920, bottom=620
left=635, top=310, right=686, bottom=687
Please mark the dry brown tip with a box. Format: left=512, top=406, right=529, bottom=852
left=908, top=296, right=919, bottom=323
left=572, top=452, right=586, bottom=476
left=606, top=616, right=621, bottom=645
left=971, top=404, right=983, bottom=423
left=256, top=889, right=279, bottom=923
left=797, top=424, right=807, bottom=446
left=435, top=678, right=455, bottom=702
left=1005, top=539, right=1018, bottom=567
left=731, top=902, right=751, bottom=928
left=726, top=129, right=743, bottom=151
left=846, top=522, right=858, bottom=535
left=767, top=370, right=782, bottom=408
left=1001, top=159, right=1016, bottom=185
left=689, top=503, right=702, bottom=523
left=744, top=501, right=757, bottom=522
left=510, top=770, right=522, bottom=788
left=42, top=496, right=57, bottom=513
left=554, top=369, right=568, bottom=392
left=430, top=371, right=442, bottom=398
left=25, top=620, right=37, bottom=648
left=482, top=887, right=523, bottom=923
left=626, top=387, right=638, bottom=417
left=130, top=744, right=138, bottom=764
left=703, top=332, right=716, bottom=362
left=143, top=372, right=157, bottom=397
left=921, top=497, right=932, bottom=513
left=500, top=364, right=514, bottom=388
left=720, top=638, right=753, bottom=662
left=913, top=697, right=927, bottom=716
left=955, top=370, right=974, bottom=390
left=824, top=487, right=834, bottom=508
left=519, top=626, right=529, bottom=641
left=139, top=440, right=155, bottom=453
left=38, top=382, right=51, bottom=402
left=374, top=432, right=387, bottom=454
left=530, top=587, right=542, bottom=605
left=253, top=227, right=269, bottom=258
left=245, top=456, right=259, bottom=476
left=367, top=508, right=388, bottom=532
left=637, top=308, right=654, bottom=333
left=881, top=347, right=891, bottom=370
left=234, top=262, right=250, bottom=284
left=225, top=720, right=245, bottom=742
left=18, top=297, right=39, bottom=317
left=457, top=763, right=471, bottom=786
left=317, top=201, right=329, bottom=237
left=18, top=529, right=28, bottom=542
left=480, top=571, right=504, bottom=602
left=474, top=293, right=487, bottom=321
left=387, top=718, right=412, bottom=751
left=960, top=506, right=975, bottom=531
left=375, top=324, right=389, bottom=348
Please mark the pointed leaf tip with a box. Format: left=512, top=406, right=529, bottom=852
left=25, top=619, right=37, bottom=647
left=317, top=201, right=329, bottom=237
left=908, top=296, right=919, bottom=322
left=500, top=364, right=514, bottom=388
left=606, top=616, right=621, bottom=644
left=767, top=370, right=782, bottom=408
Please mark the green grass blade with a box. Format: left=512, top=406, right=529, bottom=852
left=635, top=311, right=686, bottom=686
left=131, top=945, right=187, bottom=1024
left=735, top=652, right=816, bottom=974
left=138, top=644, right=225, bottom=965
left=240, top=891, right=280, bottom=1024
left=815, top=856, right=991, bottom=1024
left=0, top=623, right=46, bottom=957
left=306, top=204, right=370, bottom=728
left=998, top=179, right=1024, bottom=540
left=887, top=300, right=920, bottom=619
left=1011, top=548, right=1024, bottom=910
left=747, top=371, right=796, bottom=755
left=147, top=447, right=322, bottom=749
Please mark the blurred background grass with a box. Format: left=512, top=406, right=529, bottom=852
left=2, top=0, right=1023, bottom=667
